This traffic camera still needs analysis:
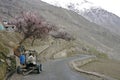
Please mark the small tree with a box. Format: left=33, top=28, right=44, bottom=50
left=11, top=11, right=73, bottom=46
left=49, top=28, right=74, bottom=41
left=12, top=12, right=53, bottom=45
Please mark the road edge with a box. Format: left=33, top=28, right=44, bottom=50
left=69, top=56, right=117, bottom=80
left=4, top=69, right=16, bottom=80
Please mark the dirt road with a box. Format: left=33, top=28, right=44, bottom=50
left=10, top=55, right=91, bottom=80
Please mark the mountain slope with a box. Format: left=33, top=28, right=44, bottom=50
left=66, top=2, right=120, bottom=35
left=80, top=7, right=120, bottom=35
left=0, top=0, right=120, bottom=60
left=41, top=0, right=120, bottom=35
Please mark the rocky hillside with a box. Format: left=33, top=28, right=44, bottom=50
left=80, top=7, right=120, bottom=35
left=0, top=31, right=22, bottom=80
left=0, top=0, right=120, bottom=60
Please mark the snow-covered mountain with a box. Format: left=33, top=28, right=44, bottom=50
left=80, top=7, right=120, bottom=35
left=42, top=0, right=120, bottom=35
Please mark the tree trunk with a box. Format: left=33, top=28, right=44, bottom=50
left=19, top=37, right=26, bottom=45
left=31, top=38, right=35, bottom=46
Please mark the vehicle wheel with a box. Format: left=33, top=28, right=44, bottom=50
left=17, top=66, right=21, bottom=74
left=40, top=64, right=42, bottom=71
left=37, top=65, right=40, bottom=74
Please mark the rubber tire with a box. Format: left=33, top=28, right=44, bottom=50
left=40, top=64, right=42, bottom=71
left=17, top=66, right=21, bottom=74
left=37, top=65, right=40, bottom=74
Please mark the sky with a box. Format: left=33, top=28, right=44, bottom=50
left=42, top=0, right=120, bottom=17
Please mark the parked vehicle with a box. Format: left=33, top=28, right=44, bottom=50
left=17, top=50, right=42, bottom=75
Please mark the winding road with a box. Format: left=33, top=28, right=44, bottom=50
left=10, top=55, right=91, bottom=80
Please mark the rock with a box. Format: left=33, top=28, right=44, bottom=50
left=0, top=59, right=5, bottom=63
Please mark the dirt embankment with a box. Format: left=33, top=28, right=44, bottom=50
left=80, top=59, right=120, bottom=80
left=0, top=31, right=22, bottom=80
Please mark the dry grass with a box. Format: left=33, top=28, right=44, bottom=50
left=80, top=59, right=120, bottom=79
left=0, top=63, right=7, bottom=80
